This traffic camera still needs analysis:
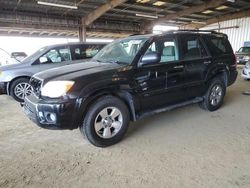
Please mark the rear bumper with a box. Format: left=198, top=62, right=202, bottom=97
left=0, top=82, right=7, bottom=95
left=23, top=94, right=79, bottom=130
left=228, top=69, right=238, bottom=86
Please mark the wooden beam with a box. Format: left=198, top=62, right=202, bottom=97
left=83, top=0, right=127, bottom=26
left=183, top=9, right=250, bottom=29
left=145, top=0, right=227, bottom=31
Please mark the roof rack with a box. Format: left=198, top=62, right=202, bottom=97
left=175, top=29, right=218, bottom=34
left=162, top=29, right=225, bottom=35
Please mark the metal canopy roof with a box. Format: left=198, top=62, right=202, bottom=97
left=0, top=0, right=249, bottom=39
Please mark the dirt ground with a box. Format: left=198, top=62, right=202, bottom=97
left=1, top=73, right=250, bottom=188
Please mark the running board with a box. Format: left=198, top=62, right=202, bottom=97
left=137, top=97, right=203, bottom=120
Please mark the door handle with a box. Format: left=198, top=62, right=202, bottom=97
left=204, top=60, right=211, bottom=65
left=174, top=65, right=184, bottom=69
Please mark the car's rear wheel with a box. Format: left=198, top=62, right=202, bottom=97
left=199, top=78, right=226, bottom=111
left=80, top=95, right=130, bottom=147
left=10, top=78, right=32, bottom=102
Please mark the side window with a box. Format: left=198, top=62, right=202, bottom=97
left=181, top=36, right=207, bottom=60
left=72, top=46, right=83, bottom=60
left=85, top=45, right=102, bottom=58
left=59, top=48, right=71, bottom=61
left=144, top=38, right=179, bottom=64
left=205, top=37, right=233, bottom=55
left=160, top=40, right=179, bottom=63
left=40, top=47, right=71, bottom=64
left=71, top=45, right=103, bottom=60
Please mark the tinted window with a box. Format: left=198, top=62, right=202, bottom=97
left=204, top=36, right=233, bottom=55
left=181, top=36, right=207, bottom=59
left=71, top=44, right=104, bottom=60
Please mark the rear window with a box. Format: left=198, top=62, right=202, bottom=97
left=204, top=36, right=233, bottom=56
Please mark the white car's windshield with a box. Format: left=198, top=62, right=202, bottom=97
left=93, top=37, right=148, bottom=65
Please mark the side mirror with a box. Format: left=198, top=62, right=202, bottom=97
left=39, top=56, right=48, bottom=64
left=140, top=52, right=160, bottom=66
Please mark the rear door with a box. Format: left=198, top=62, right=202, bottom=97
left=179, top=34, right=211, bottom=98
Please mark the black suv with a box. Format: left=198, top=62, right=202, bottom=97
left=23, top=30, right=238, bottom=147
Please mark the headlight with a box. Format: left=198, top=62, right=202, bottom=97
left=243, top=56, right=250, bottom=61
left=41, top=81, right=74, bottom=98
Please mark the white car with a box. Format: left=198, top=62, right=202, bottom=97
left=0, top=48, right=19, bottom=66
left=241, top=62, right=250, bottom=80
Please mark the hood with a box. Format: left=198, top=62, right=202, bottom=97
left=34, top=60, right=122, bottom=82
left=0, top=61, right=30, bottom=71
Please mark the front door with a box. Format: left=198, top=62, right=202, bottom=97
left=134, top=37, right=186, bottom=112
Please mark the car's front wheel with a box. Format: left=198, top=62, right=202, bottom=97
left=199, top=78, right=226, bottom=111
left=10, top=78, right=33, bottom=102
left=80, top=95, right=130, bottom=147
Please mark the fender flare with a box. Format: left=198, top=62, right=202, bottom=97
left=73, top=87, right=137, bottom=128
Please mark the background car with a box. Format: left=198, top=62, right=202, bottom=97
left=241, top=61, right=250, bottom=80
left=0, top=48, right=19, bottom=66
left=0, top=42, right=106, bottom=102
left=236, top=46, right=250, bottom=65
left=11, top=52, right=27, bottom=62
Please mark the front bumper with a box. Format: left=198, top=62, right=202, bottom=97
left=0, top=82, right=7, bottom=95
left=23, top=94, right=79, bottom=130
left=241, top=68, right=250, bottom=79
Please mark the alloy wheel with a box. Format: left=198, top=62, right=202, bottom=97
left=14, top=82, right=33, bottom=100
left=94, top=107, right=123, bottom=139
left=209, top=84, right=223, bottom=106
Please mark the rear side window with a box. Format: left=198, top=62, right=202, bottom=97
left=71, top=44, right=104, bottom=60
left=180, top=35, right=207, bottom=59
left=204, top=36, right=233, bottom=55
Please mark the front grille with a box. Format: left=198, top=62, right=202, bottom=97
left=30, top=77, right=42, bottom=97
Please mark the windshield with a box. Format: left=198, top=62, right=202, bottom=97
left=22, top=47, right=48, bottom=63
left=93, top=37, right=148, bottom=64
left=238, top=47, right=250, bottom=53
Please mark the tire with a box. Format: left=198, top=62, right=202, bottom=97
left=10, top=78, right=32, bottom=102
left=80, top=95, right=130, bottom=147
left=199, top=78, right=226, bottom=111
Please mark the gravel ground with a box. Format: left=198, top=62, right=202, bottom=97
left=0, top=75, right=250, bottom=188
